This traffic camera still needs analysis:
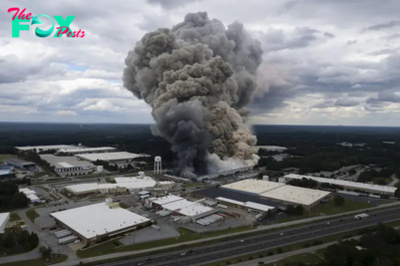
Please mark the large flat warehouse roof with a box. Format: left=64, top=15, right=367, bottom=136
left=162, top=199, right=196, bottom=211
left=284, top=174, right=397, bottom=194
left=40, top=154, right=94, bottom=169
left=16, top=145, right=77, bottom=151
left=0, top=212, right=10, bottom=233
left=50, top=203, right=150, bottom=239
left=75, top=152, right=143, bottom=162
left=260, top=185, right=331, bottom=206
left=59, top=147, right=116, bottom=153
left=177, top=203, right=215, bottom=217
left=150, top=195, right=184, bottom=205
left=221, top=179, right=285, bottom=194
left=65, top=176, right=157, bottom=194
left=114, top=176, right=157, bottom=189
left=195, top=187, right=280, bottom=207
left=215, top=197, right=275, bottom=212
left=3, top=158, right=35, bottom=166
left=65, top=183, right=119, bottom=194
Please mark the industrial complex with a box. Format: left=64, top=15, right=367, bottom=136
left=2, top=142, right=398, bottom=266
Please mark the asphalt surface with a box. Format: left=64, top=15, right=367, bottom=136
left=97, top=206, right=400, bottom=266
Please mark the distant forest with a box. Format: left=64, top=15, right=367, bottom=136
left=0, top=123, right=399, bottom=177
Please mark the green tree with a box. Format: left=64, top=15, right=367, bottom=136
left=29, top=232, right=39, bottom=248
left=3, top=232, right=16, bottom=248
left=395, top=188, right=400, bottom=198
left=11, top=192, right=30, bottom=209
left=334, top=195, right=345, bottom=206
left=286, top=205, right=295, bottom=214
left=294, top=205, right=303, bottom=215
left=39, top=246, right=53, bottom=261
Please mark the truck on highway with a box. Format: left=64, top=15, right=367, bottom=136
left=354, top=213, right=369, bottom=220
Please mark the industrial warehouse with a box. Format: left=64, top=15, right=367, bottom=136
left=50, top=199, right=151, bottom=244
left=57, top=146, right=116, bottom=155
left=221, top=179, right=331, bottom=209
left=40, top=154, right=96, bottom=177
left=0, top=163, right=13, bottom=179
left=283, top=174, right=397, bottom=196
left=64, top=173, right=160, bottom=196
left=16, top=145, right=77, bottom=152
left=208, top=179, right=332, bottom=210
left=19, top=188, right=40, bottom=203
left=0, top=212, right=10, bottom=234
left=75, top=151, right=147, bottom=168
left=3, top=158, right=36, bottom=170
left=148, top=195, right=219, bottom=223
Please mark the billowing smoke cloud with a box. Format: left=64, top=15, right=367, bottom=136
left=123, top=12, right=263, bottom=177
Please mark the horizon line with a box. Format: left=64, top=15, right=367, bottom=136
left=0, top=121, right=399, bottom=128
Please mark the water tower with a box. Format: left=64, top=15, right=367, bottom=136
left=154, top=156, right=162, bottom=174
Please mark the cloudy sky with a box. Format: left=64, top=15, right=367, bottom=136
left=1, top=0, right=400, bottom=126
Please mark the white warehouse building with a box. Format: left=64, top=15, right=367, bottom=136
left=19, top=188, right=40, bottom=203
left=284, top=174, right=397, bottom=196
left=58, top=146, right=116, bottom=155
left=75, top=152, right=148, bottom=168
left=40, top=154, right=95, bottom=177
left=0, top=212, right=10, bottom=234
left=149, top=195, right=217, bottom=222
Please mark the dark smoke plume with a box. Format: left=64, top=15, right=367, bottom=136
left=123, top=12, right=263, bottom=177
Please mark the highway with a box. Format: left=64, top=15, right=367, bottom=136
left=96, top=206, right=400, bottom=266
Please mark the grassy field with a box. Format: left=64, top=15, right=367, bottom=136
left=105, top=177, right=116, bottom=183
left=268, top=198, right=375, bottom=225
left=264, top=253, right=324, bottom=266
left=32, top=172, right=49, bottom=178
left=1, top=258, right=44, bottom=266
left=372, top=177, right=392, bottom=185
left=77, top=226, right=254, bottom=258
left=88, top=196, right=106, bottom=202
left=1, top=254, right=68, bottom=266
left=316, top=198, right=375, bottom=215
left=119, top=202, right=130, bottom=209
left=181, top=182, right=203, bottom=188
left=9, top=213, right=21, bottom=221
left=0, top=154, right=16, bottom=162
left=26, top=209, right=39, bottom=223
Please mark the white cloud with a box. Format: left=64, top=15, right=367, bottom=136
left=56, top=110, right=77, bottom=116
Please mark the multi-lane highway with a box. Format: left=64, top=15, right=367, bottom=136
left=99, top=206, right=400, bottom=266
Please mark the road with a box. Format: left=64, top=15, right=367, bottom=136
left=389, top=174, right=399, bottom=187
left=89, top=206, right=400, bottom=266
left=231, top=225, right=400, bottom=266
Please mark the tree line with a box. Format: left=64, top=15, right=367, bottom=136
left=0, top=183, right=30, bottom=212
left=0, top=228, right=39, bottom=255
